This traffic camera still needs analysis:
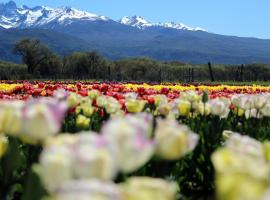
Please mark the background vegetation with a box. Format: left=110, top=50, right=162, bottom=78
left=1, top=38, right=270, bottom=82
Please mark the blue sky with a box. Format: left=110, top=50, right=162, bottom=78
left=3, top=0, right=270, bottom=39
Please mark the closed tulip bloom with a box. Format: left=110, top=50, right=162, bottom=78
left=67, top=93, right=81, bottom=108
left=22, top=99, right=68, bottom=144
left=73, top=134, right=118, bottom=181
left=195, top=102, right=211, bottom=116
left=209, top=98, right=230, bottom=118
left=232, top=94, right=255, bottom=110
left=39, top=146, right=73, bottom=192
left=96, top=95, right=108, bottom=108
left=177, top=100, right=191, bottom=116
left=252, top=94, right=267, bottom=109
left=121, top=177, right=178, bottom=200
left=154, top=118, right=199, bottom=160
left=0, top=100, right=23, bottom=136
left=102, top=114, right=155, bottom=173
left=212, top=133, right=270, bottom=200
left=125, top=99, right=146, bottom=113
left=104, top=97, right=122, bottom=114
left=185, top=90, right=202, bottom=102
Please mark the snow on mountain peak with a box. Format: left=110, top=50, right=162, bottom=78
left=120, top=16, right=206, bottom=32
left=120, top=15, right=153, bottom=29
left=0, top=1, right=109, bottom=29
left=0, top=1, right=206, bottom=32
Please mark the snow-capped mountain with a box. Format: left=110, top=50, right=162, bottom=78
left=0, top=1, right=205, bottom=32
left=0, top=1, right=109, bottom=29
left=119, top=15, right=206, bottom=31
left=120, top=16, right=153, bottom=29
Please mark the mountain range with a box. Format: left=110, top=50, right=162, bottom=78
left=1, top=0, right=270, bottom=64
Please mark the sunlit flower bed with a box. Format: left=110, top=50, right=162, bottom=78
left=1, top=81, right=270, bottom=200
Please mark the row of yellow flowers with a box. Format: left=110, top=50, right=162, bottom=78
left=2, top=83, right=270, bottom=93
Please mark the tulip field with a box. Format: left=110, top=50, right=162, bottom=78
left=2, top=81, right=270, bottom=200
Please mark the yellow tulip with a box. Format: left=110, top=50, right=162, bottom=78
left=76, top=114, right=90, bottom=129
left=155, top=118, right=198, bottom=160
left=177, top=100, right=191, bottom=116
left=125, top=99, right=146, bottom=113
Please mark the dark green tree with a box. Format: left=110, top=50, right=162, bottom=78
left=63, top=51, right=107, bottom=79
left=13, top=39, right=53, bottom=74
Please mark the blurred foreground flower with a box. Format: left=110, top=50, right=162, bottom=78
left=0, top=98, right=68, bottom=144
left=0, top=100, right=24, bottom=136
left=54, top=180, right=123, bottom=200
left=102, top=113, right=155, bottom=173
left=40, top=133, right=118, bottom=192
left=154, top=118, right=199, bottom=160
left=121, top=177, right=178, bottom=200
left=21, top=98, right=68, bottom=144
left=212, top=131, right=270, bottom=200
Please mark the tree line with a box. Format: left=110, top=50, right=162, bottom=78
left=1, top=38, right=270, bottom=82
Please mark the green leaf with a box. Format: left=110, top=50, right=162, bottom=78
left=1, top=138, right=26, bottom=186
left=22, top=164, right=48, bottom=200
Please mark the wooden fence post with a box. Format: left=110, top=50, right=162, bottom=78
left=159, top=67, right=162, bottom=83
left=240, top=64, right=244, bottom=82
left=208, top=62, right=215, bottom=82
left=191, top=68, right=194, bottom=82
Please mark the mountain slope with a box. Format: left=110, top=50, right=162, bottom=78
left=0, top=28, right=93, bottom=62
